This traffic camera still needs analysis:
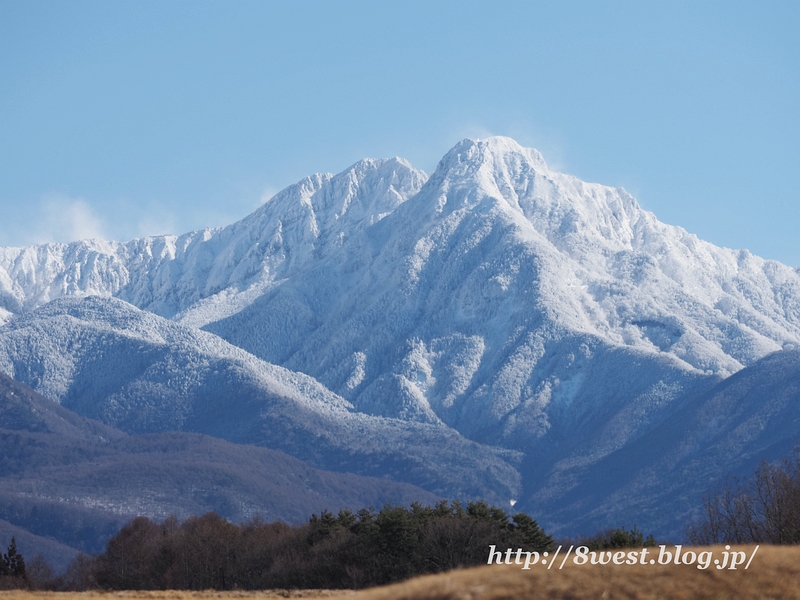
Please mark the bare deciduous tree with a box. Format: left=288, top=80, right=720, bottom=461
left=688, top=450, right=800, bottom=545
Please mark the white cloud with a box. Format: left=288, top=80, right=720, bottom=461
left=34, top=195, right=107, bottom=244
left=259, top=186, right=281, bottom=206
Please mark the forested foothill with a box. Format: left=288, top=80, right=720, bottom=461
left=9, top=501, right=553, bottom=591
left=9, top=446, right=800, bottom=592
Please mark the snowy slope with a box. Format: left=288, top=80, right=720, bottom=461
left=0, top=296, right=520, bottom=502
left=530, top=347, right=800, bottom=539
left=0, top=157, right=426, bottom=323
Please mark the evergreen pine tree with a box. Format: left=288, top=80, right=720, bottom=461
left=512, top=513, right=555, bottom=551
left=4, top=538, right=25, bottom=579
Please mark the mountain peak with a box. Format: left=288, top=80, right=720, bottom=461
left=437, top=136, right=548, bottom=177
left=412, top=136, right=552, bottom=220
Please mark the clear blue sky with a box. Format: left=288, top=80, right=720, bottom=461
left=1, top=1, right=798, bottom=265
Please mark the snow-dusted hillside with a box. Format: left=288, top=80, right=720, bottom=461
left=0, top=371, right=440, bottom=568
left=532, top=347, right=800, bottom=539
left=0, top=296, right=519, bottom=502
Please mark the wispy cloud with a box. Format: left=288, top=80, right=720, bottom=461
left=259, top=186, right=281, bottom=206
left=33, top=195, right=107, bottom=244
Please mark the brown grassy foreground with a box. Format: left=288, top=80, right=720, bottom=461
left=355, top=544, right=800, bottom=600
left=2, top=545, right=799, bottom=600
left=0, top=593, right=351, bottom=600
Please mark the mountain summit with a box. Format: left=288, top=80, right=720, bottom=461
left=1, top=137, right=799, bottom=539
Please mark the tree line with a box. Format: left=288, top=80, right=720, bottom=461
left=31, top=500, right=554, bottom=590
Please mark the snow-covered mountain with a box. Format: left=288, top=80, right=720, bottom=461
left=2, top=136, right=800, bottom=537
left=206, top=138, right=800, bottom=446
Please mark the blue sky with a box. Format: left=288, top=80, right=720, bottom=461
left=1, top=1, right=798, bottom=264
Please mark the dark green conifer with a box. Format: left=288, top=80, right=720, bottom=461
left=3, top=537, right=26, bottom=579
left=512, top=513, right=555, bottom=551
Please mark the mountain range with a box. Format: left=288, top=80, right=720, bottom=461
left=1, top=137, right=799, bottom=564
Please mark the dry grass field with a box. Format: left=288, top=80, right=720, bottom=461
left=2, top=545, right=799, bottom=600
left=0, top=593, right=352, bottom=600
left=355, top=545, right=800, bottom=600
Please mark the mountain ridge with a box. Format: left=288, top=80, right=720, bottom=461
left=0, top=156, right=427, bottom=324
